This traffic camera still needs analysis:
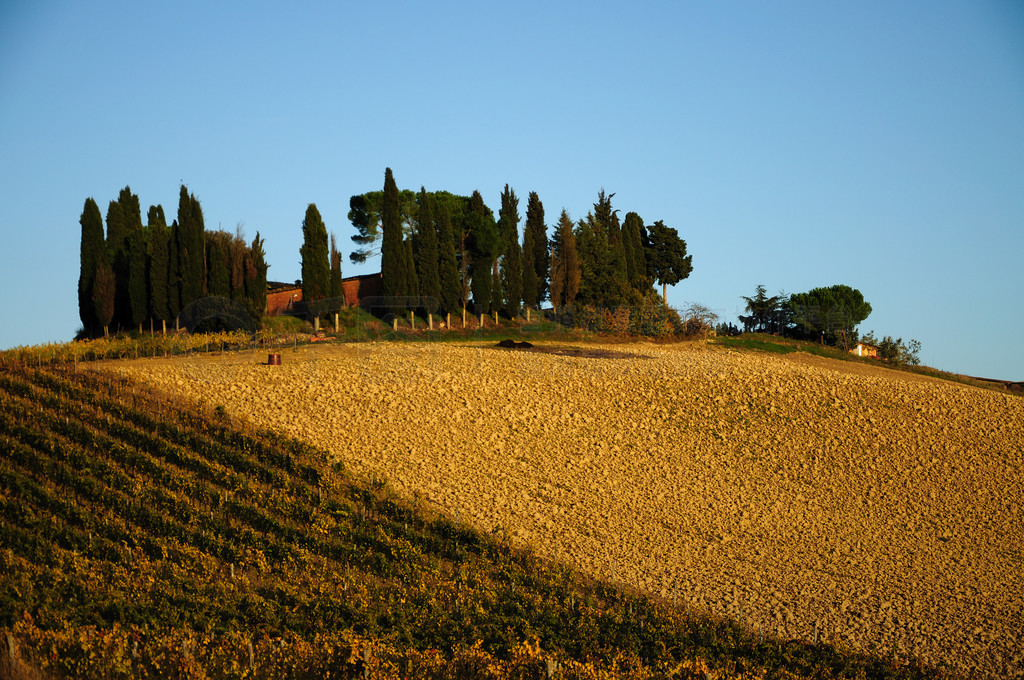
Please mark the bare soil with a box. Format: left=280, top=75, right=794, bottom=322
left=115, top=341, right=1024, bottom=678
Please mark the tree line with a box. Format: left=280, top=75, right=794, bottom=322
left=737, top=284, right=872, bottom=345
left=325, top=168, right=694, bottom=326
left=78, top=185, right=268, bottom=338
left=735, top=283, right=920, bottom=365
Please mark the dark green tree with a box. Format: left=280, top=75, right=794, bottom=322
left=644, top=220, right=692, bottom=305
left=549, top=209, right=580, bottom=311
left=621, top=211, right=648, bottom=292
left=300, top=203, right=330, bottom=311
left=117, top=186, right=144, bottom=329
left=206, top=231, right=232, bottom=298
left=575, top=190, right=627, bottom=309
left=498, top=184, right=523, bottom=318
left=436, top=200, right=461, bottom=316
left=787, top=284, right=871, bottom=346
left=739, top=285, right=789, bottom=334
left=380, top=168, right=408, bottom=306
left=147, top=215, right=169, bottom=328
left=92, top=250, right=115, bottom=337
left=467, top=190, right=498, bottom=314
left=329, top=232, right=343, bottom=308
left=404, top=236, right=419, bottom=301
left=127, top=228, right=149, bottom=329
left=245, top=232, right=269, bottom=325
left=167, top=220, right=181, bottom=322
left=415, top=188, right=440, bottom=314
left=105, top=199, right=126, bottom=327
left=147, top=205, right=166, bottom=229
left=228, top=230, right=247, bottom=303
left=522, top=191, right=547, bottom=310
left=177, top=186, right=206, bottom=309
left=78, top=198, right=105, bottom=335
left=348, top=188, right=418, bottom=264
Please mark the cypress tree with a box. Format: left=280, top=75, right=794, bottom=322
left=128, top=228, right=149, bottom=329
left=92, top=250, right=115, bottom=337
left=522, top=226, right=539, bottom=313
left=245, top=232, right=268, bottom=325
left=498, top=184, right=523, bottom=318
left=490, top=258, right=503, bottom=317
left=167, top=220, right=181, bottom=321
left=189, top=192, right=207, bottom=296
left=329, top=232, right=343, bottom=307
left=622, top=211, right=649, bottom=292
left=524, top=191, right=548, bottom=305
left=404, top=237, right=419, bottom=301
left=148, top=217, right=169, bottom=327
left=415, top=188, right=440, bottom=313
left=177, top=186, right=206, bottom=309
left=105, top=200, right=126, bottom=328
left=206, top=232, right=231, bottom=298
left=78, top=198, right=104, bottom=335
left=576, top=190, right=626, bottom=309
left=229, top=231, right=247, bottom=303
left=549, top=209, right=580, bottom=311
left=300, top=203, right=330, bottom=309
left=147, top=205, right=166, bottom=228
left=467, top=190, right=497, bottom=314
left=436, top=201, right=461, bottom=316
left=380, top=168, right=406, bottom=308
left=118, top=187, right=145, bottom=328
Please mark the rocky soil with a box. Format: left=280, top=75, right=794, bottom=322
left=116, top=341, right=1024, bottom=678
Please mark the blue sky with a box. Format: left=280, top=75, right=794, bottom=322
left=2, top=1, right=1022, bottom=379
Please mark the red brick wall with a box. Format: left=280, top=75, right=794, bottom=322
left=266, top=288, right=302, bottom=316
left=342, top=274, right=382, bottom=307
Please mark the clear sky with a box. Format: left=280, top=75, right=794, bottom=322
left=2, top=1, right=1022, bottom=380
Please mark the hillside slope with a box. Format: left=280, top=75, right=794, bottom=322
left=116, top=341, right=1024, bottom=678
left=0, top=361, right=949, bottom=679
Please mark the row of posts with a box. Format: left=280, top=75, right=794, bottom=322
left=389, top=309, right=534, bottom=332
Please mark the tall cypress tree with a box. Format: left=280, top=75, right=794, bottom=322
left=300, top=204, right=330, bottom=317
left=245, top=232, right=268, bottom=325
left=206, top=232, right=231, bottom=298
left=404, top=237, right=419, bottom=301
left=467, top=190, right=497, bottom=314
left=167, top=220, right=181, bottom=322
left=177, top=186, right=206, bottom=309
left=436, top=201, right=461, bottom=316
left=128, top=228, right=149, bottom=329
left=524, top=191, right=548, bottom=306
left=105, top=200, right=125, bottom=328
left=92, top=249, right=115, bottom=337
left=621, top=211, right=649, bottom=293
left=329, top=232, right=343, bottom=307
left=118, top=187, right=146, bottom=329
left=498, top=184, right=523, bottom=318
left=380, top=168, right=406, bottom=308
left=415, top=188, right=440, bottom=314
left=229, top=231, right=247, bottom=303
left=549, top=209, right=580, bottom=311
left=78, top=198, right=104, bottom=335
left=522, top=226, right=539, bottom=313
left=147, top=210, right=169, bottom=327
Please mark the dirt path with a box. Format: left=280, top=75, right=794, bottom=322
left=115, top=341, right=1024, bottom=678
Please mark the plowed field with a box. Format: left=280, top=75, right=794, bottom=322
left=115, top=341, right=1024, bottom=678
